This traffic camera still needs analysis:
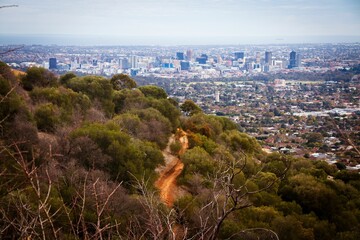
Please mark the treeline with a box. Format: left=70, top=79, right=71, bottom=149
left=0, top=62, right=360, bottom=239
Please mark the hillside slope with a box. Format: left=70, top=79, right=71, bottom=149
left=0, top=63, right=359, bottom=240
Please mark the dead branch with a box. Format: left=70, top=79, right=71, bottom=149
left=0, top=5, right=18, bottom=9
left=0, top=45, right=24, bottom=55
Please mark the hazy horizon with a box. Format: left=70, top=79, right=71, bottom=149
left=1, top=0, right=359, bottom=46
left=1, top=34, right=360, bottom=46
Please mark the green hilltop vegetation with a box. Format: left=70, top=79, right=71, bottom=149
left=1, top=62, right=360, bottom=239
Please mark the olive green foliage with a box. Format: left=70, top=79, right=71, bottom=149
left=0, top=75, right=22, bottom=122
left=182, top=113, right=238, bottom=141
left=113, top=88, right=180, bottom=131
left=220, top=130, right=262, bottom=155
left=170, top=140, right=182, bottom=155
left=304, top=132, right=324, bottom=147
left=34, top=103, right=60, bottom=132
left=128, top=108, right=172, bottom=149
left=0, top=61, right=17, bottom=85
left=110, top=73, right=137, bottom=90
left=59, top=72, right=76, bottom=85
left=30, top=87, right=91, bottom=123
left=21, top=67, right=58, bottom=91
left=1, top=64, right=360, bottom=239
left=182, top=146, right=215, bottom=177
left=138, top=85, right=168, bottom=99
left=112, top=109, right=172, bottom=149
left=66, top=75, right=114, bottom=116
left=0, top=62, right=37, bottom=157
left=113, top=88, right=146, bottom=113
left=180, top=99, right=202, bottom=116
left=71, top=122, right=164, bottom=182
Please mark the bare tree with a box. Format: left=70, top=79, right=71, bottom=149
left=129, top=174, right=185, bottom=240
left=0, top=143, right=61, bottom=240
left=178, top=151, right=290, bottom=240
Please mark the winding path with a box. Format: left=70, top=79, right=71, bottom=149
left=155, top=129, right=188, bottom=207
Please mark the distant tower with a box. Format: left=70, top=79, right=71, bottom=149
left=49, top=58, right=57, bottom=69
left=264, top=51, right=272, bottom=72
left=186, top=49, right=193, bottom=61
left=176, top=52, right=184, bottom=60
left=288, top=51, right=297, bottom=69
left=215, top=90, right=220, bottom=102
left=265, top=51, right=272, bottom=65
left=180, top=61, right=190, bottom=71
left=255, top=52, right=261, bottom=64
left=196, top=54, right=208, bottom=64
left=130, top=55, right=138, bottom=68
left=119, top=58, right=130, bottom=69
left=296, top=53, right=301, bottom=67
left=234, top=52, right=244, bottom=60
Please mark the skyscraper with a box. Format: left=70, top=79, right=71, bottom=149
left=119, top=58, right=129, bottom=69
left=288, top=51, right=297, bottom=69
left=180, top=61, right=190, bottom=71
left=176, top=52, right=184, bottom=60
left=196, top=54, right=208, bottom=64
left=255, top=52, right=261, bottom=64
left=265, top=51, right=272, bottom=65
left=49, top=58, right=57, bottom=69
left=296, top=54, right=301, bottom=67
left=186, top=49, right=193, bottom=61
left=234, top=52, right=244, bottom=60
left=130, top=55, right=138, bottom=68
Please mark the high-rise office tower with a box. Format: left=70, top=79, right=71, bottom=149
left=180, top=61, right=190, bottom=71
left=186, top=49, right=193, bottom=61
left=196, top=54, right=208, bottom=64
left=296, top=54, right=301, bottom=67
left=130, top=55, right=138, bottom=68
left=265, top=51, right=272, bottom=65
left=256, top=52, right=261, bottom=64
left=119, top=58, right=129, bottom=69
left=49, top=58, right=57, bottom=69
left=176, top=52, right=184, bottom=60
left=288, top=51, right=297, bottom=69
left=234, top=52, right=244, bottom=60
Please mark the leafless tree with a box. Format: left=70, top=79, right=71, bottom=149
left=0, top=142, right=61, bottom=240
left=178, top=151, right=290, bottom=240
left=129, top=174, right=186, bottom=240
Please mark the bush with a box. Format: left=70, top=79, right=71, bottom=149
left=138, top=85, right=168, bottom=99
left=170, top=141, right=182, bottom=155
left=21, top=67, right=58, bottom=91
left=34, top=103, right=59, bottom=132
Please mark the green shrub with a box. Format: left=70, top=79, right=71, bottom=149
left=34, top=103, right=59, bottom=132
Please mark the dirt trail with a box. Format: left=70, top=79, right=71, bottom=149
left=155, top=129, right=188, bottom=207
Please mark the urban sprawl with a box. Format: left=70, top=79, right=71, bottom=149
left=1, top=43, right=360, bottom=170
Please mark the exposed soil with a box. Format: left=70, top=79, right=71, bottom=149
left=155, top=129, right=188, bottom=207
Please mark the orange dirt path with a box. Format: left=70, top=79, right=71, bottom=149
left=155, top=129, right=188, bottom=207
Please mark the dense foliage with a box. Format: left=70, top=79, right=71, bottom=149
left=0, top=63, right=359, bottom=239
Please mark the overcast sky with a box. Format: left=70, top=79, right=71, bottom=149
left=1, top=0, right=360, bottom=45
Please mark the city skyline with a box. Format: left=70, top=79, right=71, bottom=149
left=0, top=0, right=360, bottom=45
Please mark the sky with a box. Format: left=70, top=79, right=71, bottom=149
left=0, top=0, right=360, bottom=45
